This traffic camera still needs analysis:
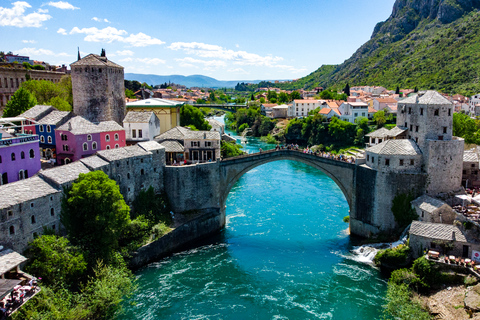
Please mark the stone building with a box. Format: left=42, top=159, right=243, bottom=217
left=411, top=195, right=456, bottom=224
left=70, top=52, right=126, bottom=125
left=365, top=139, right=423, bottom=173
left=463, top=148, right=480, bottom=188
left=0, top=64, right=67, bottom=113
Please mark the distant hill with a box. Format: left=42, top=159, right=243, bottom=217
left=296, top=0, right=480, bottom=95
left=124, top=73, right=273, bottom=88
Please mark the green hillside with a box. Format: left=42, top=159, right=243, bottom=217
left=299, top=1, right=480, bottom=95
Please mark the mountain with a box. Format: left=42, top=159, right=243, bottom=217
left=299, top=0, right=480, bottom=95
left=124, top=73, right=270, bottom=88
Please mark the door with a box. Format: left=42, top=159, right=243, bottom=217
left=463, top=245, right=469, bottom=258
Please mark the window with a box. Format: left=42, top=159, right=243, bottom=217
left=400, top=159, right=404, bottom=166
left=140, top=158, right=144, bottom=163
left=434, top=109, right=439, bottom=116
left=21, top=151, right=25, bottom=159
left=115, top=144, right=119, bottom=148
left=0, top=155, right=2, bottom=163
left=39, top=125, right=44, bottom=132
left=46, top=125, right=51, bottom=133
left=51, top=208, right=54, bottom=216
left=408, top=108, right=412, bottom=114
left=40, top=136, right=45, bottom=143
left=7, top=211, right=12, bottom=217
left=372, top=156, right=375, bottom=163
left=92, top=142, right=97, bottom=150
left=378, top=139, right=382, bottom=143
left=448, top=109, right=451, bottom=116
left=132, top=130, right=136, bottom=138
left=410, top=159, right=415, bottom=165
left=141, top=169, right=145, bottom=175
left=463, top=170, right=467, bottom=174
left=472, top=164, right=476, bottom=168
left=31, top=215, right=36, bottom=224
left=191, top=141, right=200, bottom=147
left=127, top=173, right=130, bottom=179
left=475, top=171, right=479, bottom=175
left=9, top=226, right=15, bottom=235
left=106, top=145, right=111, bottom=150
left=415, top=137, right=418, bottom=143
left=404, top=122, right=407, bottom=128
left=50, top=196, right=53, bottom=201
left=385, top=159, right=390, bottom=166
left=106, top=134, right=110, bottom=142
left=18, top=170, right=24, bottom=180
left=138, top=130, right=142, bottom=138
left=11, top=153, right=15, bottom=161
left=410, top=125, right=413, bottom=131
left=114, top=133, right=119, bottom=141
left=83, top=143, right=88, bottom=151
left=30, top=202, right=34, bottom=208
left=367, top=155, right=370, bottom=161
left=47, top=136, right=52, bottom=144
left=61, top=134, right=68, bottom=141
left=206, top=141, right=212, bottom=147
left=87, top=134, right=92, bottom=141
left=63, top=145, right=69, bottom=152
left=415, top=126, right=419, bottom=132
left=443, top=127, right=447, bottom=134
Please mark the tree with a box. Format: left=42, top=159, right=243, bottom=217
left=24, top=235, right=87, bottom=289
left=373, top=110, right=387, bottom=128
left=20, top=77, right=73, bottom=111
left=414, top=86, right=418, bottom=93
left=278, top=91, right=289, bottom=103
left=3, top=87, right=37, bottom=117
left=125, top=89, right=136, bottom=99
left=395, top=86, right=400, bottom=94
left=290, top=91, right=301, bottom=100
left=209, top=91, right=216, bottom=101
left=61, top=171, right=131, bottom=263
left=180, top=104, right=212, bottom=131
left=250, top=93, right=255, bottom=101
left=343, top=83, right=350, bottom=96
left=267, top=90, right=277, bottom=102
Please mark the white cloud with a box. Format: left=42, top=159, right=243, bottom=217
left=22, top=40, right=37, bottom=44
left=37, top=8, right=49, bottom=13
left=169, top=42, right=283, bottom=67
left=0, top=1, right=52, bottom=28
left=119, top=57, right=166, bottom=65
left=57, top=27, right=67, bottom=35
left=46, top=1, right=79, bottom=10
left=16, top=47, right=71, bottom=57
left=116, top=50, right=134, bottom=56
left=123, top=32, right=165, bottom=47
left=92, top=17, right=110, bottom=23
left=68, top=27, right=164, bottom=47
left=175, top=57, right=226, bottom=68
left=228, top=68, right=249, bottom=74
left=235, top=44, right=240, bottom=48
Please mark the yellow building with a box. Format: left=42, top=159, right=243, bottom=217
left=126, top=98, right=184, bottom=134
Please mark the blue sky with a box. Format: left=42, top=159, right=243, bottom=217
left=0, top=0, right=396, bottom=81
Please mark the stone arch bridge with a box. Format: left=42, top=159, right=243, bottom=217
left=164, top=149, right=427, bottom=238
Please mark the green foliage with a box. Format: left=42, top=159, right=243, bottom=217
left=382, top=283, right=432, bottom=320
left=319, top=89, right=347, bottom=100
left=238, top=123, right=249, bottom=133
left=391, top=192, right=418, bottom=228
left=221, top=140, right=244, bottom=158
left=452, top=112, right=480, bottom=144
left=61, top=171, right=131, bottom=264
left=343, top=216, right=350, bottom=223
left=259, top=97, right=266, bottom=103
left=132, top=186, right=171, bottom=226
left=119, top=216, right=150, bottom=251
left=151, top=222, right=171, bottom=238
left=3, top=87, right=38, bottom=117
left=24, top=235, right=87, bottom=289
left=180, top=104, right=212, bottom=131
left=290, top=91, right=301, bottom=100
left=260, top=134, right=277, bottom=144
left=373, top=110, right=387, bottom=128
left=374, top=244, right=411, bottom=267
left=23, top=62, right=32, bottom=69
left=20, top=76, right=73, bottom=111
left=125, top=88, right=136, bottom=99
left=412, top=257, right=440, bottom=289
left=267, top=90, right=277, bottom=102
left=33, top=64, right=45, bottom=70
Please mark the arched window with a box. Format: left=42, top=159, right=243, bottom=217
left=114, top=133, right=119, bottom=141
left=11, top=153, right=15, bottom=161
left=106, top=145, right=111, bottom=150
left=9, top=226, right=14, bottom=235
left=30, top=149, right=34, bottom=158
left=39, top=125, right=44, bottom=132
left=127, top=173, right=130, bottom=179
left=65, top=158, right=71, bottom=164
left=18, top=170, right=24, bottom=180
left=21, top=151, right=25, bottom=159
left=141, top=169, right=145, bottom=175
left=40, top=136, right=45, bottom=143
left=105, top=134, right=110, bottom=142
left=83, top=143, right=88, bottom=151
left=115, top=144, right=119, bottom=149
left=92, top=142, right=97, bottom=150
left=46, top=125, right=51, bottom=133
left=47, top=136, right=52, bottom=144
left=31, top=215, right=36, bottom=224
left=87, top=134, right=92, bottom=141
left=51, top=208, right=55, bottom=216
left=0, top=155, right=2, bottom=163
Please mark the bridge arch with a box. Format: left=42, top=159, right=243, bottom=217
left=219, top=150, right=356, bottom=215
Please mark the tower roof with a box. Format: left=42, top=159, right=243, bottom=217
left=366, top=139, right=422, bottom=156
left=400, top=90, right=452, bottom=106
left=70, top=54, right=123, bottom=68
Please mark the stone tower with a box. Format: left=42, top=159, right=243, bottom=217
left=397, top=91, right=464, bottom=196
left=70, top=50, right=126, bottom=124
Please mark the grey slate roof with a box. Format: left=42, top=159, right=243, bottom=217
left=57, top=116, right=124, bottom=135
left=464, top=150, right=479, bottom=162
left=222, top=134, right=236, bottom=143
left=0, top=176, right=60, bottom=209
left=365, top=127, right=390, bottom=138
left=97, top=145, right=150, bottom=161
left=401, top=90, right=452, bottom=106
left=97, top=121, right=124, bottom=132
left=411, top=195, right=447, bottom=213
left=123, top=111, right=155, bottom=123
left=137, top=141, right=165, bottom=152
left=80, top=155, right=110, bottom=170
left=154, top=126, right=191, bottom=141
left=19, top=105, right=54, bottom=120
left=0, top=250, right=28, bottom=275
left=70, top=54, right=123, bottom=68
left=37, top=110, right=72, bottom=126
left=366, top=139, right=422, bottom=156
left=39, top=161, right=91, bottom=186
left=388, top=126, right=408, bottom=137
left=159, top=140, right=184, bottom=153
left=410, top=221, right=467, bottom=242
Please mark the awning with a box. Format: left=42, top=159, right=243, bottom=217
left=0, top=279, right=23, bottom=300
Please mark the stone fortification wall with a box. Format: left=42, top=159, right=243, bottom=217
left=128, top=208, right=224, bottom=269
left=164, top=162, right=221, bottom=213
left=424, top=138, right=464, bottom=196
left=351, top=165, right=378, bottom=236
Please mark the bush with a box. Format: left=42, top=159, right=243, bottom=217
left=119, top=216, right=150, bottom=251
left=343, top=216, right=350, bottom=223
left=382, top=283, right=432, bottom=320
left=390, top=268, right=418, bottom=286
left=412, top=257, right=440, bottom=290
left=374, top=244, right=411, bottom=267
left=238, top=123, right=249, bottom=133
left=132, top=187, right=171, bottom=226
left=260, top=134, right=277, bottom=144
left=152, top=222, right=172, bottom=238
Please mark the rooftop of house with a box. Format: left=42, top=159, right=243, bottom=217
left=123, top=111, right=156, bottom=123
left=126, top=98, right=183, bottom=108
left=0, top=249, right=28, bottom=276
left=70, top=53, right=123, bottom=68
left=19, top=105, right=54, bottom=121
left=388, top=126, right=408, bottom=137
left=36, top=110, right=72, bottom=126
left=368, top=107, right=377, bottom=113
left=410, top=221, right=467, bottom=242
left=376, top=97, right=398, bottom=103
left=80, top=155, right=110, bottom=170
left=366, top=139, right=422, bottom=156
left=137, top=141, right=165, bottom=152
left=155, top=126, right=220, bottom=142
left=411, top=195, right=448, bottom=213
left=158, top=140, right=184, bottom=153
left=272, top=104, right=289, bottom=109
left=57, top=116, right=124, bottom=135
left=97, top=145, right=150, bottom=161
left=39, top=161, right=91, bottom=186
left=319, top=108, right=332, bottom=115
left=401, top=90, right=453, bottom=106
left=294, top=99, right=319, bottom=104
left=0, top=176, right=61, bottom=209
left=365, top=127, right=391, bottom=138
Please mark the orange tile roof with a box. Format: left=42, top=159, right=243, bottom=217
left=319, top=108, right=332, bottom=115
left=331, top=107, right=341, bottom=116
left=294, top=99, right=318, bottom=104
left=376, top=97, right=398, bottom=103
left=368, top=107, right=377, bottom=113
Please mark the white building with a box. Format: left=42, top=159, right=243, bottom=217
left=470, top=94, right=480, bottom=115
left=123, top=111, right=160, bottom=144
left=207, top=118, right=225, bottom=135
left=338, top=102, right=369, bottom=123
left=293, top=100, right=321, bottom=117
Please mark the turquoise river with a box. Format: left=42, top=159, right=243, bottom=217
left=119, top=117, right=388, bottom=319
